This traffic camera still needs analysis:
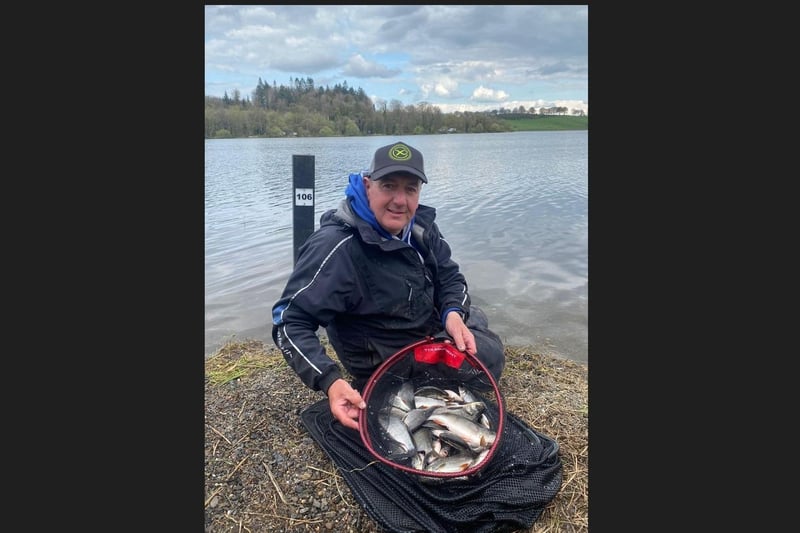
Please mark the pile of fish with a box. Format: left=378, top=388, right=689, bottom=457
left=374, top=380, right=497, bottom=473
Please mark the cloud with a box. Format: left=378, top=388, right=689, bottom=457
left=433, top=99, right=588, bottom=115
left=341, top=54, right=401, bottom=78
left=205, top=5, right=588, bottom=114
left=470, top=86, right=510, bottom=103
left=419, top=77, right=462, bottom=100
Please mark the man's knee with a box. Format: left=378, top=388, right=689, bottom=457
left=466, top=305, right=490, bottom=330
left=473, top=335, right=505, bottom=383
left=466, top=305, right=505, bottom=382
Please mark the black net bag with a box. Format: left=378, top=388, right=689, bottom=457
left=358, top=336, right=506, bottom=480
left=300, top=334, right=563, bottom=532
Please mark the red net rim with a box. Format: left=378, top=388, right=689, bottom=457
left=358, top=336, right=505, bottom=478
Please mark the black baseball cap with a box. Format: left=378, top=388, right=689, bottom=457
left=367, top=142, right=428, bottom=183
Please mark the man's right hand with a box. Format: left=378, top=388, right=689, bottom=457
left=326, top=378, right=366, bottom=430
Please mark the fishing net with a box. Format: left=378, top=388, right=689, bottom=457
left=300, top=337, right=563, bottom=533
left=358, top=337, right=505, bottom=480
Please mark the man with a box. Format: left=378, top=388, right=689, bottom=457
left=272, top=141, right=505, bottom=429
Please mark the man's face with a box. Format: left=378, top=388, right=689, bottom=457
left=364, top=173, right=421, bottom=235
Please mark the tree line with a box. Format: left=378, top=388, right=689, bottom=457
left=205, top=76, right=582, bottom=139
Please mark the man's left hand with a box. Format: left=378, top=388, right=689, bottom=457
left=445, top=311, right=477, bottom=355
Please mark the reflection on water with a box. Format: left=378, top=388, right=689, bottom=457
left=205, top=131, right=588, bottom=363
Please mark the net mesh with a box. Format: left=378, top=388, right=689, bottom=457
left=301, top=398, right=562, bottom=533
left=299, top=338, right=563, bottom=532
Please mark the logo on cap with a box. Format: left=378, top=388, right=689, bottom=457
left=389, top=144, right=412, bottom=161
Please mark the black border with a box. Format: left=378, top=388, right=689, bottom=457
left=28, top=2, right=755, bottom=529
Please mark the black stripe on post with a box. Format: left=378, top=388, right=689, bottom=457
left=292, top=154, right=315, bottom=266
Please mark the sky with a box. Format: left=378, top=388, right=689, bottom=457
left=205, top=5, right=588, bottom=115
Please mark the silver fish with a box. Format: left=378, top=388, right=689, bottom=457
left=389, top=380, right=416, bottom=412
left=426, top=412, right=496, bottom=452
left=433, top=439, right=458, bottom=458
left=378, top=409, right=416, bottom=457
left=414, top=386, right=462, bottom=403
left=431, top=401, right=486, bottom=423
left=432, top=435, right=443, bottom=456
left=471, top=448, right=491, bottom=469
left=428, top=428, right=472, bottom=453
left=404, top=406, right=437, bottom=432
left=410, top=427, right=438, bottom=469
left=411, top=452, right=426, bottom=470
left=379, top=379, right=497, bottom=469
left=411, top=426, right=434, bottom=457
left=413, top=395, right=447, bottom=410
left=426, top=455, right=473, bottom=473
left=458, top=385, right=479, bottom=404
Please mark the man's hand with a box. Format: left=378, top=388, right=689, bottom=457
left=445, top=311, right=477, bottom=355
left=326, top=378, right=366, bottom=430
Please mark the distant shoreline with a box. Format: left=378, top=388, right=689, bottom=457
left=206, top=115, right=587, bottom=140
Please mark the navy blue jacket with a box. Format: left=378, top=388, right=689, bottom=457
left=272, top=198, right=470, bottom=393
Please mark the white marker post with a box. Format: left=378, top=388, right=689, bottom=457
left=292, top=155, right=315, bottom=266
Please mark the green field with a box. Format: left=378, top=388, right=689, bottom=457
left=499, top=115, right=588, bottom=131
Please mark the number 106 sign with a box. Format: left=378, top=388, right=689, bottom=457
left=295, top=188, right=314, bottom=206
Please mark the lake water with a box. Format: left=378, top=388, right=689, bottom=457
left=205, top=131, right=588, bottom=363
